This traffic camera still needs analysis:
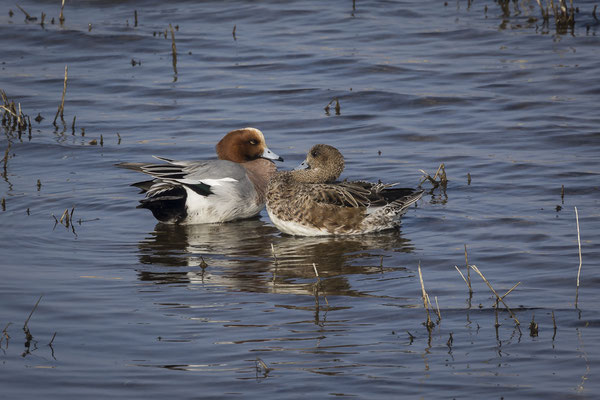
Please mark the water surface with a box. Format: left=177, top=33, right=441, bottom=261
left=1, top=1, right=599, bottom=398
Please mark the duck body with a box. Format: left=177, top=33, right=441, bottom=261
left=119, top=128, right=282, bottom=224
left=266, top=144, right=423, bottom=236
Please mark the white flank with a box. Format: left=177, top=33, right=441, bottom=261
left=267, top=209, right=330, bottom=236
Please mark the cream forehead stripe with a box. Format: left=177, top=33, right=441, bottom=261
left=244, top=127, right=265, bottom=142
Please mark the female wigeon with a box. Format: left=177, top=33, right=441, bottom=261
left=266, top=144, right=423, bottom=236
left=119, top=127, right=283, bottom=224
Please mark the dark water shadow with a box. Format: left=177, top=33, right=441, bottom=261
left=136, top=219, right=415, bottom=297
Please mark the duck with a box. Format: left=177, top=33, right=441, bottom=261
left=118, top=127, right=283, bottom=224
left=266, top=144, right=423, bottom=236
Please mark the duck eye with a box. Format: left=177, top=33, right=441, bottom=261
left=249, top=139, right=258, bottom=145
left=311, top=151, right=318, bottom=157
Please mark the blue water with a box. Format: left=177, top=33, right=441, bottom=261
left=1, top=0, right=599, bottom=398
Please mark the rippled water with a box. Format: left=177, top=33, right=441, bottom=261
left=1, top=0, right=599, bottom=398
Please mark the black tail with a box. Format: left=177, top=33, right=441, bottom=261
left=138, top=186, right=188, bottom=223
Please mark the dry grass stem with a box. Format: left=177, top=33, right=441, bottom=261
left=169, top=24, right=177, bottom=75
left=419, top=163, right=447, bottom=188
left=255, top=357, right=272, bottom=374
left=418, top=262, right=434, bottom=329
left=575, top=206, right=582, bottom=307
left=16, top=4, right=36, bottom=21
left=454, top=265, right=468, bottom=285
left=529, top=314, right=539, bottom=337
left=23, top=295, right=43, bottom=330
left=499, top=282, right=521, bottom=300
left=53, top=65, right=68, bottom=125
left=470, top=265, right=520, bottom=325
left=465, top=244, right=472, bottom=291
left=324, top=98, right=341, bottom=115
left=59, top=0, right=65, bottom=24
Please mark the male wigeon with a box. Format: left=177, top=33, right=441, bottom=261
left=119, top=127, right=283, bottom=224
left=266, top=144, right=423, bottom=236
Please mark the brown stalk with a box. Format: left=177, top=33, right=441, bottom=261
left=418, top=262, right=434, bottom=329
left=169, top=24, right=177, bottom=75
left=53, top=65, right=68, bottom=125
left=470, top=265, right=520, bottom=325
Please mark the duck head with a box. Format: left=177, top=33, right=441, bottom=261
left=216, top=127, right=283, bottom=163
left=294, top=144, right=344, bottom=183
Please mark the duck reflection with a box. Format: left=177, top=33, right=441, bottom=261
left=137, top=217, right=415, bottom=297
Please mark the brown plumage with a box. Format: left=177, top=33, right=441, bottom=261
left=266, top=144, right=423, bottom=236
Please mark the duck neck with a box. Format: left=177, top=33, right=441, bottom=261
left=244, top=159, right=277, bottom=204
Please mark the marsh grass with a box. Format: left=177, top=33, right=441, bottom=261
left=169, top=24, right=177, bottom=76
left=417, top=262, right=436, bottom=330
left=324, top=98, right=340, bottom=115
left=419, top=163, right=447, bottom=188
left=575, top=206, right=583, bottom=307
left=15, top=4, right=37, bottom=22
left=53, top=66, right=68, bottom=125
left=470, top=265, right=521, bottom=327
left=255, top=357, right=272, bottom=377
left=535, top=0, right=576, bottom=31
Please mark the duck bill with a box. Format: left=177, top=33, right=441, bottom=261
left=294, top=159, right=310, bottom=170
left=261, top=147, right=284, bottom=162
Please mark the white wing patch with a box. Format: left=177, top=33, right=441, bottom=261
left=199, top=178, right=238, bottom=186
